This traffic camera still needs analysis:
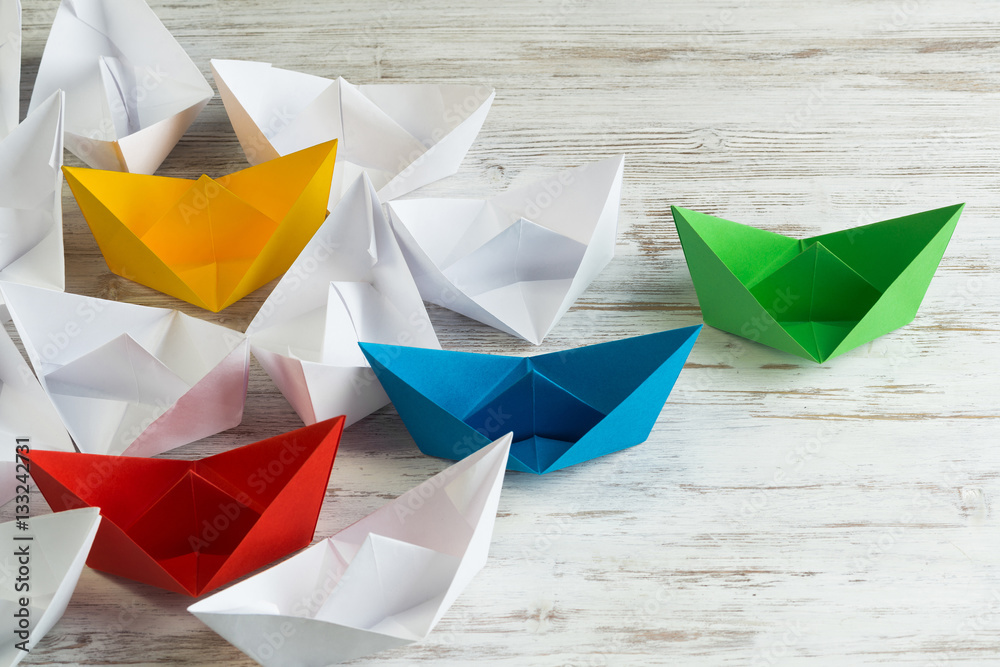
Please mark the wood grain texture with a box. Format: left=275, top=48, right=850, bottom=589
left=5, top=0, right=1000, bottom=664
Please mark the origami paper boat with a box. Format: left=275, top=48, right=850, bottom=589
left=0, top=0, right=20, bottom=138
left=0, top=90, right=66, bottom=301
left=671, top=204, right=964, bottom=363
left=0, top=282, right=250, bottom=458
left=29, top=0, right=214, bottom=174
left=26, top=417, right=344, bottom=597
left=0, top=508, right=101, bottom=666
left=247, top=173, right=440, bottom=427
left=189, top=433, right=511, bottom=666
left=63, top=140, right=338, bottom=311
left=211, top=59, right=494, bottom=203
left=361, top=325, right=700, bottom=474
left=387, top=156, right=625, bottom=344
left=0, top=324, right=74, bottom=507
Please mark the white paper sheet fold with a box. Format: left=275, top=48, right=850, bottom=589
left=0, top=90, right=66, bottom=306
left=190, top=433, right=511, bottom=666
left=211, top=59, right=494, bottom=204
left=0, top=324, right=74, bottom=507
left=247, top=173, right=439, bottom=427
left=388, top=156, right=625, bottom=344
left=0, top=508, right=101, bottom=666
left=29, top=0, right=213, bottom=174
left=0, top=283, right=249, bottom=457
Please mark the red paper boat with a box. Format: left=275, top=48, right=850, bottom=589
left=25, top=417, right=344, bottom=596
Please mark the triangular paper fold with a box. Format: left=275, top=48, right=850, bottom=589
left=211, top=58, right=494, bottom=204
left=28, top=0, right=214, bottom=173
left=0, top=324, right=74, bottom=507
left=360, top=325, right=700, bottom=474
left=0, top=282, right=250, bottom=456
left=247, top=173, right=439, bottom=427
left=26, top=417, right=344, bottom=596
left=387, top=156, right=624, bottom=344
left=63, top=140, right=338, bottom=311
left=189, top=433, right=510, bottom=665
left=671, top=204, right=964, bottom=362
left=0, top=508, right=101, bottom=666
left=0, top=89, right=66, bottom=301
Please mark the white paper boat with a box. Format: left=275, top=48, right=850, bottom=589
left=0, top=90, right=66, bottom=303
left=247, top=173, right=439, bottom=427
left=0, top=283, right=249, bottom=457
left=0, top=323, right=73, bottom=507
left=29, top=0, right=213, bottom=174
left=211, top=58, right=494, bottom=204
left=189, top=433, right=512, bottom=667
left=387, top=156, right=625, bottom=344
left=0, top=508, right=101, bottom=666
left=0, top=0, right=20, bottom=138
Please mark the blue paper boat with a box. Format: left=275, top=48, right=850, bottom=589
left=360, top=325, right=701, bottom=474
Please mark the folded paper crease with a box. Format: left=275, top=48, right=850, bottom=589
left=361, top=325, right=700, bottom=474
left=0, top=508, right=101, bottom=666
left=189, top=432, right=510, bottom=665
left=63, top=140, right=338, bottom=311
left=0, top=88, right=66, bottom=302
left=29, top=0, right=214, bottom=173
left=211, top=58, right=494, bottom=205
left=671, top=204, right=964, bottom=362
left=247, top=173, right=439, bottom=427
left=387, top=156, right=624, bottom=344
left=1, top=283, right=250, bottom=456
left=26, top=418, right=344, bottom=596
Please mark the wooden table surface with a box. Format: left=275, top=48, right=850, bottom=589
left=7, top=0, right=1000, bottom=664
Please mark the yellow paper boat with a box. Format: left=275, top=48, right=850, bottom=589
left=63, top=140, right=338, bottom=312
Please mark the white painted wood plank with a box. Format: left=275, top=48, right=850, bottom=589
left=5, top=0, right=999, bottom=664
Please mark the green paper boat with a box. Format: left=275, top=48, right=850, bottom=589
left=671, top=204, right=964, bottom=363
